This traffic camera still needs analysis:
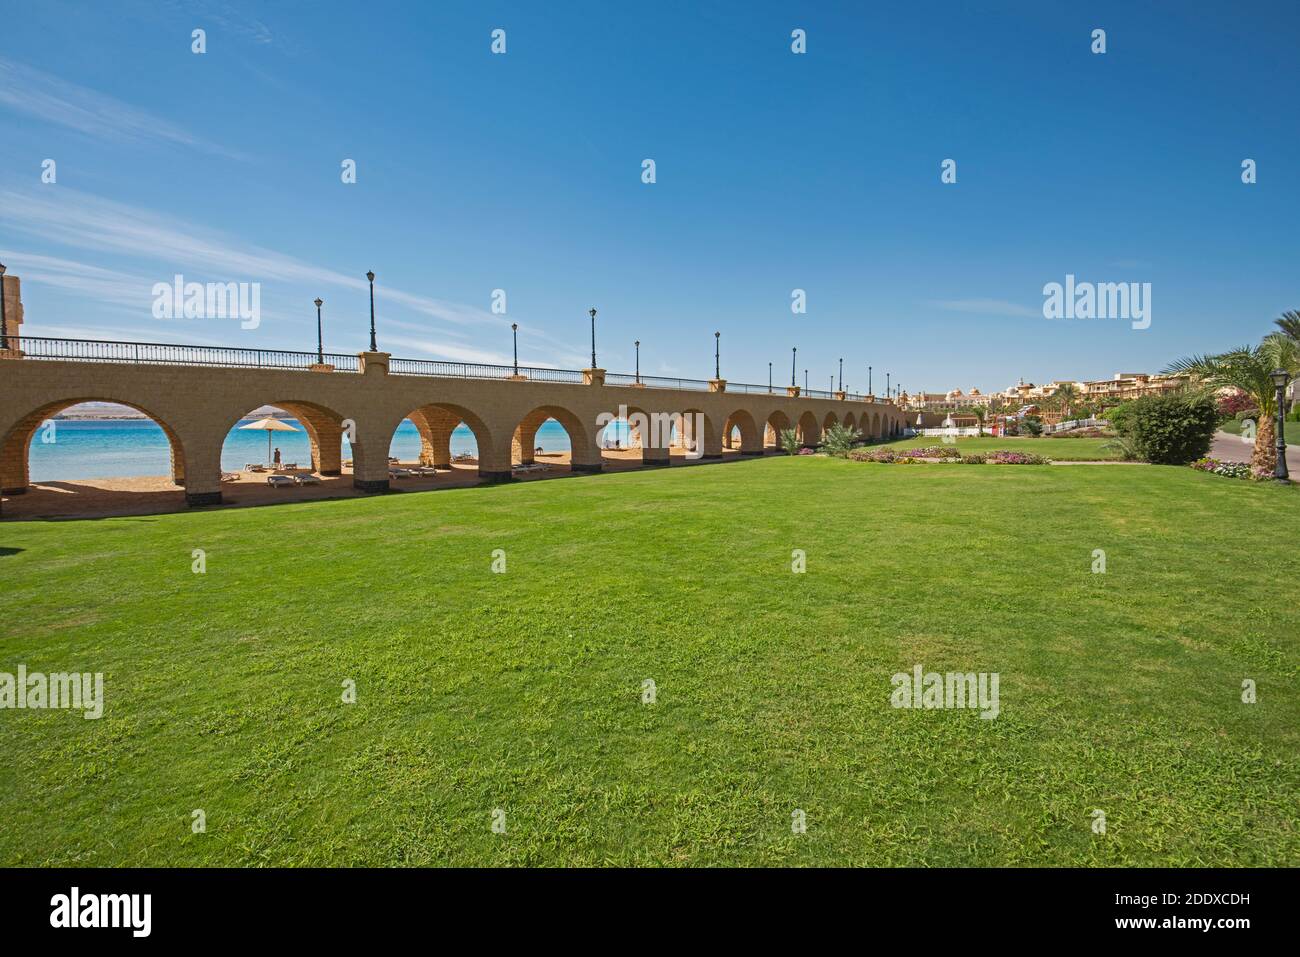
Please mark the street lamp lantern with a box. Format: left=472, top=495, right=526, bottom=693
left=314, top=297, right=324, bottom=363
left=366, top=270, right=377, bottom=352
left=1271, top=368, right=1290, bottom=481
left=714, top=331, right=720, bottom=380
left=511, top=322, right=519, bottom=375
left=589, top=307, right=597, bottom=369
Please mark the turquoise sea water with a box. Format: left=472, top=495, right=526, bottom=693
left=26, top=418, right=582, bottom=482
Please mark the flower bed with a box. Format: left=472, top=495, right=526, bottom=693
left=848, top=448, right=1051, bottom=465
left=984, top=451, right=1052, bottom=465
left=1190, top=457, right=1271, bottom=481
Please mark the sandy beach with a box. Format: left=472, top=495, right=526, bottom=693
left=1, top=448, right=758, bottom=520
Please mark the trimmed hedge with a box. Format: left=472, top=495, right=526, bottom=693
left=1112, top=392, right=1218, bottom=465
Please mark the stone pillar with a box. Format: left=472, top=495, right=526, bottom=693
left=314, top=420, right=343, bottom=475
left=183, top=440, right=223, bottom=507
left=708, top=379, right=726, bottom=393
left=476, top=443, right=513, bottom=483
left=1, top=273, right=24, bottom=356
left=786, top=386, right=800, bottom=398
left=569, top=424, right=603, bottom=473
left=583, top=368, right=606, bottom=386
left=350, top=415, right=390, bottom=492
left=359, top=351, right=390, bottom=376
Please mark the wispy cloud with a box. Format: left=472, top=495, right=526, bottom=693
left=929, top=298, right=1041, bottom=319
left=0, top=56, right=245, bottom=160
left=182, top=0, right=274, bottom=46
left=0, top=187, right=586, bottom=365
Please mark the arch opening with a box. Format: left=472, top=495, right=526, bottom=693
left=723, top=409, right=762, bottom=455
left=796, top=410, right=821, bottom=447
left=513, top=405, right=597, bottom=476
left=2, top=399, right=187, bottom=498
left=764, top=410, right=792, bottom=451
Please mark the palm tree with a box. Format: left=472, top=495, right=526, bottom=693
left=1273, top=309, right=1300, bottom=342
left=1164, top=334, right=1300, bottom=472
left=1054, top=382, right=1080, bottom=419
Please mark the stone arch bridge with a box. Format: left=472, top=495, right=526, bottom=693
left=0, top=339, right=905, bottom=510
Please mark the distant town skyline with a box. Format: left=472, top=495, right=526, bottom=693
left=1, top=1, right=1297, bottom=392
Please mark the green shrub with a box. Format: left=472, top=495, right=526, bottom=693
left=1113, top=391, right=1219, bottom=465
left=1020, top=416, right=1044, bottom=437
left=819, top=422, right=862, bottom=456
left=1108, top=402, right=1136, bottom=436
left=779, top=428, right=800, bottom=456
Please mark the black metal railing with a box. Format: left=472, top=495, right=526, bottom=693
left=10, top=336, right=901, bottom=404
left=604, top=373, right=712, bottom=391
left=388, top=356, right=586, bottom=383
left=14, top=336, right=360, bottom=372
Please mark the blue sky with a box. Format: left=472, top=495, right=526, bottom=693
left=1, top=0, right=1297, bottom=394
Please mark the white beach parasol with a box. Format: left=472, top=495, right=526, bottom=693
left=238, top=416, right=299, bottom=467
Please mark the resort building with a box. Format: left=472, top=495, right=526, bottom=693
left=904, top=372, right=1191, bottom=411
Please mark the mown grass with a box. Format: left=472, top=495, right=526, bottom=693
left=1, top=457, right=1296, bottom=866
left=881, top=435, right=1123, bottom=460
left=1219, top=418, right=1300, bottom=443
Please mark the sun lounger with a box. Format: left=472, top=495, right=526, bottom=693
left=246, top=464, right=267, bottom=472
left=221, top=472, right=241, bottom=483
left=267, top=474, right=295, bottom=487
left=294, top=473, right=322, bottom=485
left=282, top=463, right=298, bottom=471
left=414, top=467, right=440, bottom=477
left=389, top=467, right=416, bottom=479
left=452, top=452, right=474, bottom=462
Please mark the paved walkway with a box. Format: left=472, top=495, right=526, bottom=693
left=1210, top=430, right=1300, bottom=473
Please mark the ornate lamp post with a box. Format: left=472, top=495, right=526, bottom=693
left=829, top=375, right=834, bottom=393
left=635, top=340, right=641, bottom=383
left=1272, top=368, right=1290, bottom=481
left=314, top=297, right=324, bottom=363
left=511, top=323, right=519, bottom=375
left=838, top=358, right=843, bottom=392
left=886, top=372, right=890, bottom=397
left=868, top=365, right=872, bottom=395
left=589, top=308, right=597, bottom=368
left=768, top=361, right=772, bottom=392
left=366, top=270, right=377, bottom=351
left=714, top=331, right=720, bottom=379
left=804, top=369, right=808, bottom=391
left=791, top=347, right=797, bottom=387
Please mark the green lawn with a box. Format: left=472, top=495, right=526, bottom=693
left=881, top=435, right=1123, bottom=460
left=1219, top=418, right=1300, bottom=443
left=1, top=457, right=1296, bottom=866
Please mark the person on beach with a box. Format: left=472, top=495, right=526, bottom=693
left=274, top=447, right=281, bottom=468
